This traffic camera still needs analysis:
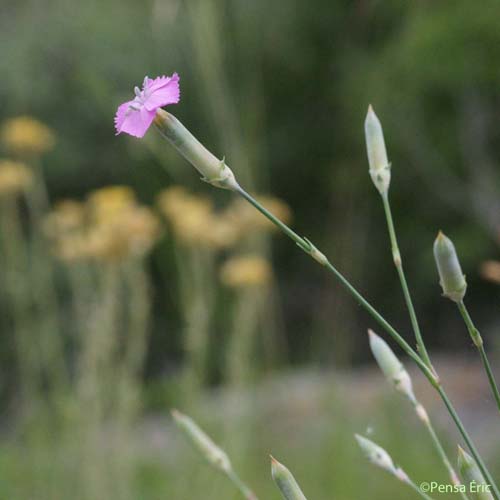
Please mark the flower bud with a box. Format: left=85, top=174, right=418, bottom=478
left=271, top=457, right=307, bottom=500
left=368, top=330, right=415, bottom=401
left=171, top=409, right=231, bottom=473
left=355, top=435, right=396, bottom=474
left=355, top=435, right=413, bottom=487
left=365, top=105, right=391, bottom=195
left=154, top=110, right=239, bottom=191
left=433, top=231, right=467, bottom=303
left=457, top=446, right=493, bottom=500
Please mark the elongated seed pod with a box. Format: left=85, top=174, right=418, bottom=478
left=271, top=457, right=307, bottom=500
left=433, top=231, right=467, bottom=303
left=154, top=109, right=239, bottom=190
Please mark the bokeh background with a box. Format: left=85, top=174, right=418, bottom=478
left=1, top=0, right=500, bottom=498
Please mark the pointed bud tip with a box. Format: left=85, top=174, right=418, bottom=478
left=434, top=231, right=454, bottom=249
left=456, top=445, right=475, bottom=470
left=365, top=104, right=377, bottom=121
left=270, top=456, right=287, bottom=479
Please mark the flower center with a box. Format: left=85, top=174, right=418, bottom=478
left=128, top=77, right=151, bottom=111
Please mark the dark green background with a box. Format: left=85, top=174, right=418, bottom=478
left=2, top=0, right=500, bottom=373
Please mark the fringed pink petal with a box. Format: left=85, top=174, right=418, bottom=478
left=145, top=73, right=179, bottom=92
left=114, top=100, right=135, bottom=135
left=115, top=104, right=156, bottom=138
left=115, top=73, right=180, bottom=138
left=144, top=73, right=180, bottom=111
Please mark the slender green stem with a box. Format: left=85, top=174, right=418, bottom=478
left=226, top=468, right=258, bottom=500
left=236, top=185, right=437, bottom=386
left=234, top=185, right=499, bottom=499
left=323, top=259, right=437, bottom=381
left=478, top=346, right=500, bottom=410
left=236, top=186, right=309, bottom=252
left=437, top=386, right=500, bottom=499
left=381, top=192, right=434, bottom=371
left=152, top=108, right=497, bottom=497
left=405, top=477, right=434, bottom=500
left=382, top=192, right=467, bottom=498
left=415, top=403, right=469, bottom=500
left=457, top=300, right=500, bottom=413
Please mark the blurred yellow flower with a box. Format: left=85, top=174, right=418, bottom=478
left=43, top=200, right=86, bottom=238
left=0, top=159, right=33, bottom=197
left=480, top=260, right=500, bottom=285
left=156, top=186, right=190, bottom=218
left=169, top=198, right=214, bottom=244
left=1, top=116, right=56, bottom=155
left=48, top=186, right=162, bottom=263
left=87, top=185, right=136, bottom=224
left=207, top=217, right=239, bottom=248
left=116, top=205, right=162, bottom=258
left=158, top=186, right=237, bottom=248
left=85, top=204, right=161, bottom=262
left=157, top=186, right=290, bottom=249
left=219, top=255, right=272, bottom=288
left=54, top=233, right=92, bottom=262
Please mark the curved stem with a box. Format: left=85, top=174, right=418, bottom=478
left=478, top=346, right=500, bottom=411
left=457, top=300, right=500, bottom=413
left=237, top=185, right=437, bottom=385
left=226, top=468, right=258, bottom=500
left=152, top=109, right=498, bottom=497
left=234, top=186, right=499, bottom=499
left=415, top=403, right=469, bottom=500
left=322, top=259, right=437, bottom=383
left=381, top=192, right=434, bottom=371
left=437, top=386, right=499, bottom=498
left=405, top=477, right=434, bottom=500
left=381, top=191, right=467, bottom=498
left=236, top=186, right=309, bottom=251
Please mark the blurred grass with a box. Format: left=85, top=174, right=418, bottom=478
left=1, top=366, right=499, bottom=499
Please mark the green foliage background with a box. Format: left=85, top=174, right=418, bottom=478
left=1, top=1, right=500, bottom=499
left=1, top=0, right=500, bottom=374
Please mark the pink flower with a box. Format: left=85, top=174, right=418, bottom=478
left=114, top=73, right=180, bottom=138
